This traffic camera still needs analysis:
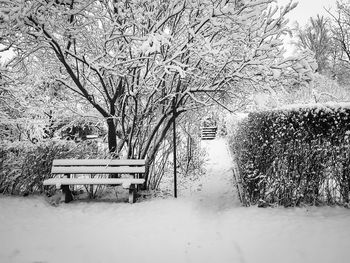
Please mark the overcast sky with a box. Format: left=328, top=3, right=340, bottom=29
left=276, top=0, right=338, bottom=55
left=277, top=0, right=338, bottom=26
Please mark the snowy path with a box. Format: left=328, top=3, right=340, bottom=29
left=1, top=139, right=350, bottom=263
left=186, top=139, right=239, bottom=210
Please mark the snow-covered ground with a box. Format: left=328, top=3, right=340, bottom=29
left=1, top=139, right=350, bottom=263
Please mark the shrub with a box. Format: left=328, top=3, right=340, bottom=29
left=231, top=103, right=350, bottom=207
left=0, top=139, right=103, bottom=195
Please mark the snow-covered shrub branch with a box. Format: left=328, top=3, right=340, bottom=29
left=0, top=139, right=105, bottom=196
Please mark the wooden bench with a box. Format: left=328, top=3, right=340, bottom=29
left=43, top=159, right=146, bottom=204
left=201, top=126, right=217, bottom=140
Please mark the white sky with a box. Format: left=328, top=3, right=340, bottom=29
left=277, top=0, right=338, bottom=26
left=276, top=0, right=338, bottom=55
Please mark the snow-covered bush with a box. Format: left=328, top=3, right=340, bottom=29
left=284, top=73, right=350, bottom=105
left=231, top=103, right=350, bottom=207
left=0, top=139, right=103, bottom=196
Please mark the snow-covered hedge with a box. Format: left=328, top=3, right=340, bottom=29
left=0, top=140, right=103, bottom=196
left=231, top=103, right=350, bottom=207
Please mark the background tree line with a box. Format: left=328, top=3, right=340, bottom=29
left=295, top=0, right=350, bottom=87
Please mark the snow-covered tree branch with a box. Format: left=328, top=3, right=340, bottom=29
left=0, top=0, right=314, bottom=187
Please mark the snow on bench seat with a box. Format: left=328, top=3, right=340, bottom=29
left=52, top=159, right=146, bottom=166
left=43, top=178, right=145, bottom=189
left=51, top=166, right=145, bottom=174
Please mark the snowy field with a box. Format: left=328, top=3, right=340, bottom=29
left=1, top=139, right=350, bottom=263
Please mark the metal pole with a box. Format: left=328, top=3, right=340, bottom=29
left=173, top=98, right=177, bottom=198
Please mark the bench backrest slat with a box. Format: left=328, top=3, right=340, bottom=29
left=52, top=159, right=146, bottom=166
left=51, top=166, right=145, bottom=174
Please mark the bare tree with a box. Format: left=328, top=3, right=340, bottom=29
left=327, top=0, right=350, bottom=82
left=295, top=15, right=332, bottom=74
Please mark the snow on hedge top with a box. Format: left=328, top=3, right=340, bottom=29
left=273, top=102, right=350, bottom=113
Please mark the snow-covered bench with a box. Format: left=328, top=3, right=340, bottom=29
left=201, top=126, right=217, bottom=140
left=43, top=159, right=146, bottom=204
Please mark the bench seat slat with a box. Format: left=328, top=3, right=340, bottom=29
left=51, top=166, right=145, bottom=174
left=53, top=159, right=145, bottom=166
left=43, top=178, right=145, bottom=186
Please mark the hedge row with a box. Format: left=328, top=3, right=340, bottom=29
left=231, top=103, right=350, bottom=207
left=0, top=139, right=103, bottom=196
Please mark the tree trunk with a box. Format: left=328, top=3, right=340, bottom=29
left=107, top=118, right=117, bottom=153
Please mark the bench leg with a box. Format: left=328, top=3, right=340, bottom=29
left=62, top=173, right=73, bottom=203
left=128, top=186, right=135, bottom=204
left=61, top=185, right=73, bottom=203
left=89, top=185, right=94, bottom=199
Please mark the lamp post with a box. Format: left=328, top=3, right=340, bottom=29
left=173, top=97, right=177, bottom=198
